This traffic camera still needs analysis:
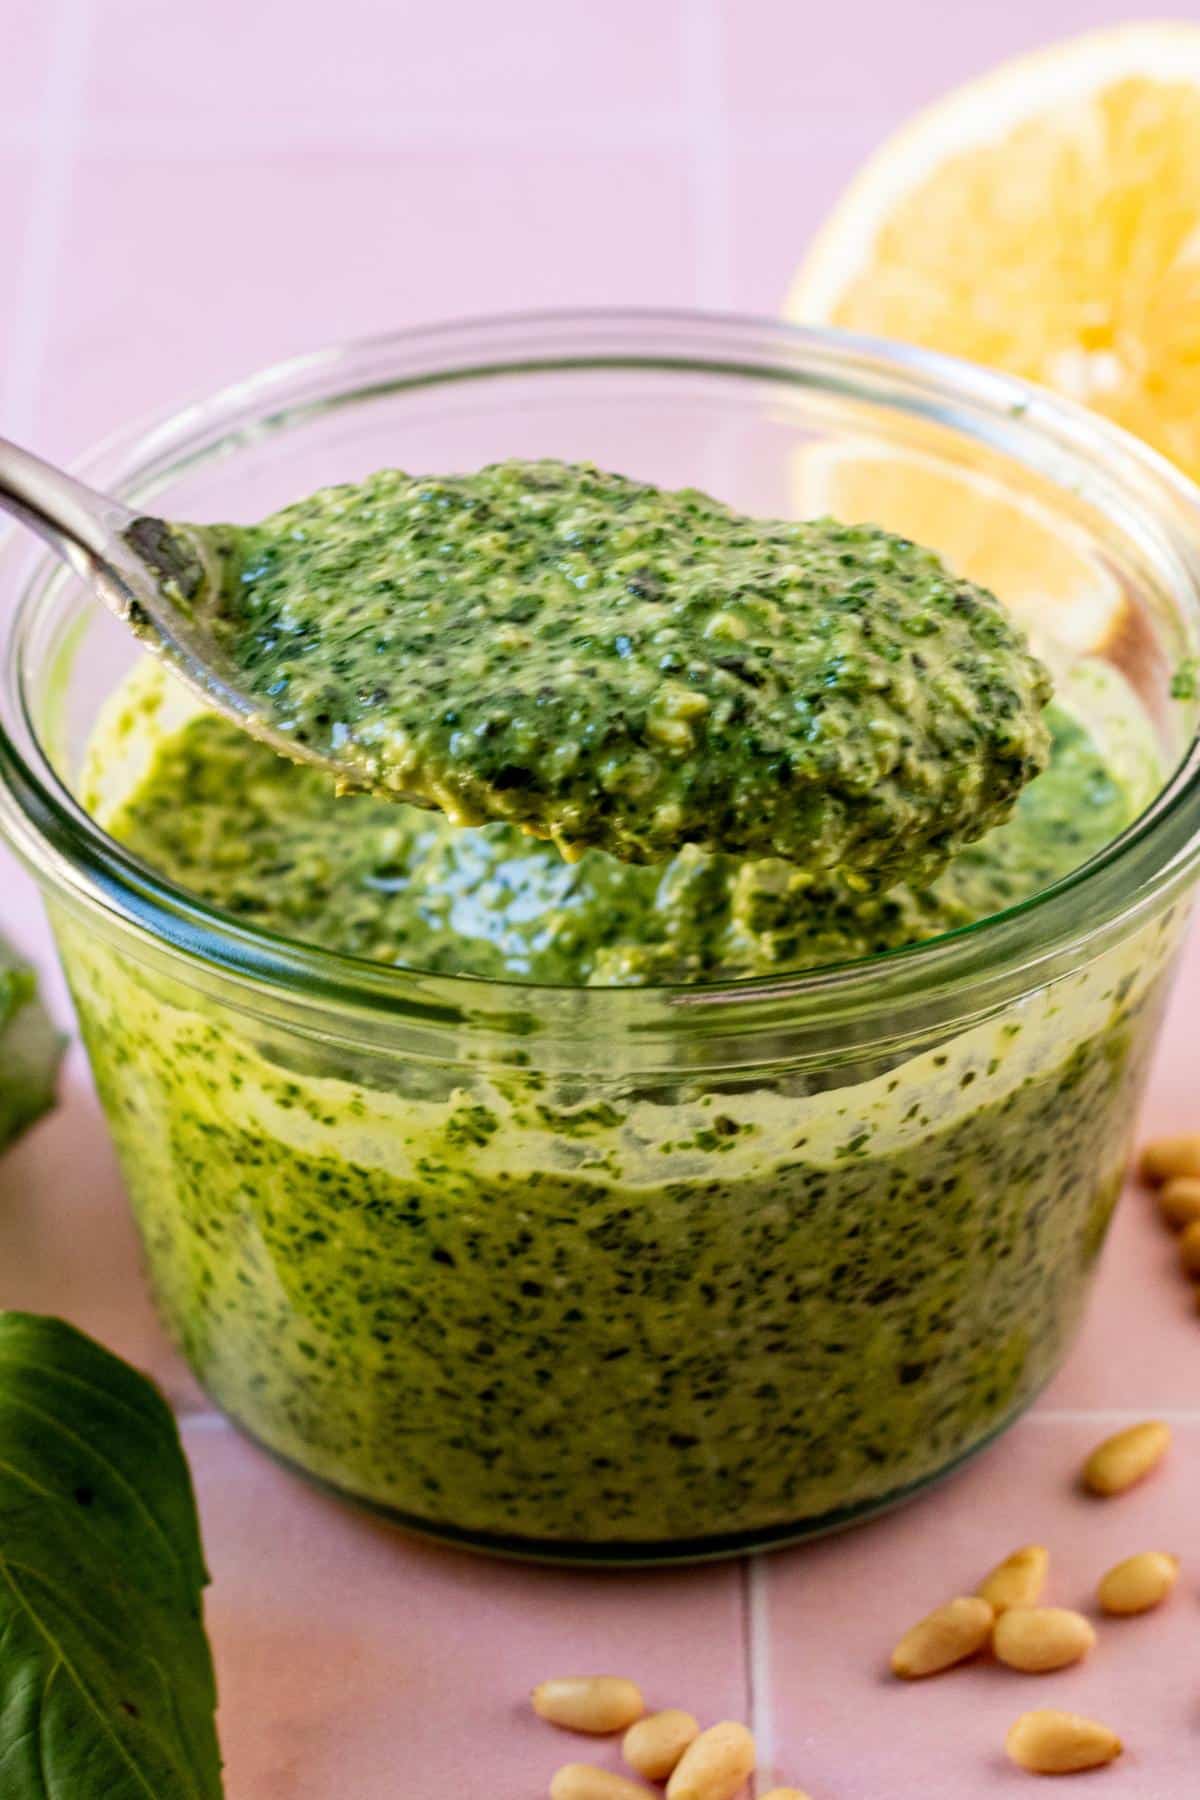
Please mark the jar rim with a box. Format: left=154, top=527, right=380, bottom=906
left=2, top=306, right=1199, bottom=1047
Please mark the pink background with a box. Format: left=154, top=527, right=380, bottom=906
left=3, top=3, right=1200, bottom=1795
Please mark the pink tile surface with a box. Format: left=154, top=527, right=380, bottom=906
left=83, top=0, right=688, bottom=140
left=763, top=1418, right=1200, bottom=1798
left=190, top=1418, right=746, bottom=1800
left=4, top=2, right=1200, bottom=1795
left=0, top=154, right=37, bottom=351
left=39, top=144, right=698, bottom=458
left=0, top=1, right=56, bottom=134
left=728, top=138, right=868, bottom=313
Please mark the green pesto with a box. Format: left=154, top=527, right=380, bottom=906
left=202, top=460, right=1052, bottom=876
left=57, top=656, right=1175, bottom=1556
left=59, top=881, right=1177, bottom=1550
left=103, top=704, right=1129, bottom=985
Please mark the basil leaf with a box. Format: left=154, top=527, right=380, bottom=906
left=0, top=1313, right=223, bottom=1798
left=0, top=937, right=63, bottom=1154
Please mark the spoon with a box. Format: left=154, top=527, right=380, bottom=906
left=0, top=433, right=352, bottom=784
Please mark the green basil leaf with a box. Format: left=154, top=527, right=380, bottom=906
left=0, top=937, right=63, bottom=1154
left=0, top=1313, right=223, bottom=1798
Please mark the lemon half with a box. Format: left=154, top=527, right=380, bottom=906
left=787, top=22, right=1200, bottom=480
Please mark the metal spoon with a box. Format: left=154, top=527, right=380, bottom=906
left=0, top=433, right=343, bottom=780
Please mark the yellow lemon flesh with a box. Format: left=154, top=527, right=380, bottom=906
left=788, top=24, right=1200, bottom=482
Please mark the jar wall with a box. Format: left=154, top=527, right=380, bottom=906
left=50, top=889, right=1187, bottom=1559
left=0, top=314, right=1196, bottom=1563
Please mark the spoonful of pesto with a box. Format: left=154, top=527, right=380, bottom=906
left=0, top=445, right=1051, bottom=878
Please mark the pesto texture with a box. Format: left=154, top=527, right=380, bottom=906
left=59, top=657, right=1172, bottom=1556
left=104, top=705, right=1129, bottom=984
left=206, top=460, right=1053, bottom=876
left=59, top=878, right=1178, bottom=1550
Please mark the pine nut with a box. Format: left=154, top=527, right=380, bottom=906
left=977, top=1544, right=1049, bottom=1613
left=622, top=1710, right=699, bottom=1781
left=533, top=1678, right=646, bottom=1735
left=1005, top=1710, right=1122, bottom=1775
left=759, top=1791, right=815, bottom=1799
left=1097, top=1550, right=1179, bottom=1615
left=665, top=1721, right=756, bottom=1800
left=992, top=1607, right=1095, bottom=1673
left=890, top=1596, right=994, bottom=1678
left=1140, top=1133, right=1200, bottom=1183
left=550, top=1766, right=656, bottom=1800
left=1180, top=1221, right=1200, bottom=1275
left=1158, top=1177, right=1200, bottom=1229
left=1081, top=1419, right=1170, bottom=1495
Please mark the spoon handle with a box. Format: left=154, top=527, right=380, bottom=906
left=0, top=437, right=271, bottom=754
left=0, top=435, right=135, bottom=587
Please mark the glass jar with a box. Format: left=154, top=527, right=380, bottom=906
left=2, top=313, right=1199, bottom=1564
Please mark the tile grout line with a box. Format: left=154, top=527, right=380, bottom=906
left=683, top=0, right=733, bottom=310
left=0, top=112, right=868, bottom=161
left=2, top=0, right=93, bottom=442
left=744, top=1554, right=775, bottom=1795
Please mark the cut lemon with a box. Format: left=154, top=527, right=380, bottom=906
left=787, top=23, right=1200, bottom=480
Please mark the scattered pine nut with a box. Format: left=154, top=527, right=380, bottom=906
left=622, top=1711, right=699, bottom=1781
left=1179, top=1221, right=1200, bottom=1276
left=1005, top=1710, right=1122, bottom=1776
left=549, top=1765, right=656, bottom=1800
left=1158, top=1177, right=1200, bottom=1230
left=759, top=1791, right=815, bottom=1800
left=1140, top=1134, right=1200, bottom=1184
left=890, top=1596, right=994, bottom=1678
left=533, top=1678, right=645, bottom=1735
left=665, top=1721, right=756, bottom=1800
left=992, top=1607, right=1095, bottom=1673
left=1097, top=1550, right=1180, bottom=1615
left=977, top=1544, right=1049, bottom=1614
left=1081, top=1420, right=1170, bottom=1496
